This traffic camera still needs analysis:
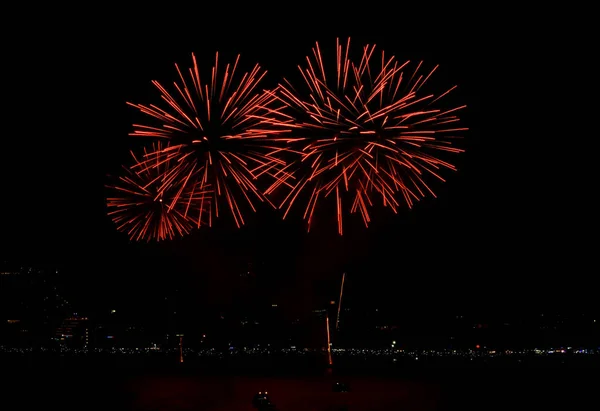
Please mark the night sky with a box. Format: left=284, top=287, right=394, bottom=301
left=1, top=9, right=594, bottom=317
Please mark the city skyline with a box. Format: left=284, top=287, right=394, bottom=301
left=2, top=261, right=599, bottom=352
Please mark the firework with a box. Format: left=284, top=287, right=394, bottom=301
left=267, top=38, right=467, bottom=235
left=106, top=142, right=211, bottom=242
left=127, top=52, right=293, bottom=228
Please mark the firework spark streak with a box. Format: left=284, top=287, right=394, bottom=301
left=267, top=38, right=467, bottom=235
left=127, top=52, right=294, bottom=228
left=106, top=143, right=211, bottom=242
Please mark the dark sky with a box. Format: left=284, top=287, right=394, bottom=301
left=1, top=9, right=594, bottom=315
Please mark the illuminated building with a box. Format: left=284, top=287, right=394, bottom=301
left=55, top=316, right=89, bottom=347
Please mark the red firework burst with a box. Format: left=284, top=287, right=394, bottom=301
left=267, top=38, right=467, bottom=235
left=127, top=52, right=292, bottom=228
left=106, top=142, right=211, bottom=242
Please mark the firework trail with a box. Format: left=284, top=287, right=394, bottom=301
left=127, top=52, right=294, bottom=228
left=106, top=142, right=211, bottom=242
left=267, top=38, right=467, bottom=235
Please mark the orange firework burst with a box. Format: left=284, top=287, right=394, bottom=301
left=106, top=142, right=211, bottom=242
left=127, top=52, right=291, bottom=228
left=267, top=38, right=467, bottom=235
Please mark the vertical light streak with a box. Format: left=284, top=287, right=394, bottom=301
left=336, top=272, right=346, bottom=332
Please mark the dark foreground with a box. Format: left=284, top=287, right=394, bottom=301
left=2, top=356, right=599, bottom=410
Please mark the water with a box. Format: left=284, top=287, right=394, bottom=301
left=2, top=353, right=598, bottom=410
